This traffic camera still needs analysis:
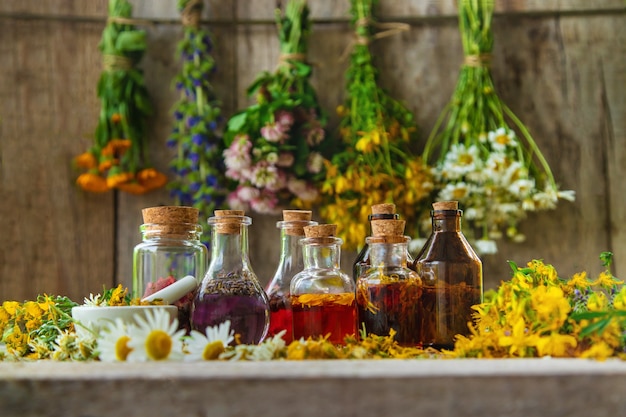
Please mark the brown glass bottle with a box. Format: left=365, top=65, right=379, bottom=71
left=413, top=201, right=483, bottom=350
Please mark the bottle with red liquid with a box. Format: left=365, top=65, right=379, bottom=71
left=356, top=218, right=422, bottom=346
left=192, top=210, right=269, bottom=345
left=413, top=201, right=483, bottom=350
left=133, top=206, right=208, bottom=333
left=290, top=224, right=357, bottom=344
left=265, top=210, right=317, bottom=344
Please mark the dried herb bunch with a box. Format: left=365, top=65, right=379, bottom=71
left=318, top=0, right=434, bottom=251
left=223, top=0, right=331, bottom=214
left=73, top=0, right=167, bottom=195
left=167, top=0, right=228, bottom=241
left=421, top=0, right=574, bottom=255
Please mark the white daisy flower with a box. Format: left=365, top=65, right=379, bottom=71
left=83, top=293, right=104, bottom=307
left=488, top=127, right=517, bottom=152
left=184, top=320, right=234, bottom=361
left=127, top=309, right=185, bottom=362
left=557, top=189, right=576, bottom=201
left=473, top=239, right=498, bottom=255
left=508, top=178, right=535, bottom=198
left=442, top=144, right=481, bottom=179
left=438, top=182, right=472, bottom=202
left=97, top=318, right=134, bottom=362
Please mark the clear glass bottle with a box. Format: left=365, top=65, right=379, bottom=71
left=265, top=210, right=317, bottom=344
left=133, top=206, right=208, bottom=333
left=413, top=201, right=483, bottom=350
left=290, top=224, right=357, bottom=345
left=191, top=210, right=269, bottom=345
left=356, top=219, right=422, bottom=346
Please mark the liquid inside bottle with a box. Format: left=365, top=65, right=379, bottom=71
left=413, top=201, right=483, bottom=350
left=291, top=225, right=357, bottom=344
left=192, top=210, right=269, bottom=345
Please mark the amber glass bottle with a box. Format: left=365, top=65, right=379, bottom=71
left=413, top=201, right=483, bottom=350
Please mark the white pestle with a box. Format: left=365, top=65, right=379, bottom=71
left=141, top=275, right=199, bottom=304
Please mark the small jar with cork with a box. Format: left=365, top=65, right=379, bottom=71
left=413, top=201, right=483, bottom=350
left=356, top=217, right=422, bottom=346
left=290, top=224, right=357, bottom=345
left=133, top=206, right=208, bottom=332
left=191, top=210, right=269, bottom=345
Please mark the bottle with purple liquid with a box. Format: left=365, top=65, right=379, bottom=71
left=191, top=210, right=269, bottom=345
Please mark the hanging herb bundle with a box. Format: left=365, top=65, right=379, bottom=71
left=73, top=0, right=167, bottom=195
left=222, top=0, right=331, bottom=214
left=318, top=0, right=434, bottom=251
left=167, top=0, right=227, bottom=241
left=421, top=0, right=575, bottom=255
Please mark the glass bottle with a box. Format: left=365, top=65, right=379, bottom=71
left=191, top=210, right=269, bottom=345
left=265, top=210, right=317, bottom=344
left=356, top=219, right=422, bottom=346
left=133, top=206, right=208, bottom=332
left=290, top=224, right=357, bottom=345
left=413, top=201, right=483, bottom=350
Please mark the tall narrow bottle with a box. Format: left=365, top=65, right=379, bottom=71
left=265, top=210, right=317, bottom=343
left=413, top=201, right=483, bottom=350
left=290, top=224, right=357, bottom=344
left=191, top=210, right=269, bottom=345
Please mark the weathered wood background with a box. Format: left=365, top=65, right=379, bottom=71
left=0, top=1, right=624, bottom=302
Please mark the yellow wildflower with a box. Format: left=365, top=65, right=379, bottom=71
left=535, top=332, right=577, bottom=357
left=579, top=341, right=614, bottom=361
left=592, top=270, right=623, bottom=289
left=530, top=285, right=570, bottom=329
left=587, top=292, right=609, bottom=312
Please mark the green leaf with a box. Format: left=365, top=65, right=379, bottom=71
left=226, top=112, right=248, bottom=133
left=116, top=31, right=147, bottom=52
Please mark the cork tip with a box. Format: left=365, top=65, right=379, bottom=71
left=432, top=201, right=458, bottom=211
left=214, top=209, right=245, bottom=217
left=142, top=206, right=199, bottom=224
left=304, top=224, right=336, bottom=238
left=371, top=219, right=406, bottom=237
left=371, top=203, right=396, bottom=215
left=283, top=210, right=312, bottom=221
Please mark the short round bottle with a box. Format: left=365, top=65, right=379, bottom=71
left=413, top=201, right=483, bottom=350
left=133, top=206, right=208, bottom=332
left=265, top=210, right=317, bottom=344
left=357, top=235, right=422, bottom=346
left=290, top=224, right=357, bottom=345
left=191, top=210, right=269, bottom=345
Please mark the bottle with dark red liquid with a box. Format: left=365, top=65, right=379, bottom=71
left=356, top=218, right=422, bottom=346
left=192, top=210, right=269, bottom=345
left=265, top=210, right=317, bottom=344
left=290, top=224, right=357, bottom=345
left=413, top=201, right=483, bottom=350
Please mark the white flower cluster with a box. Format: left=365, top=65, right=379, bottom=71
left=431, top=128, right=575, bottom=255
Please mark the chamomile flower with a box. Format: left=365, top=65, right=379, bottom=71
left=184, top=320, right=234, bottom=361
left=97, top=318, right=134, bottom=362
left=128, top=308, right=185, bottom=362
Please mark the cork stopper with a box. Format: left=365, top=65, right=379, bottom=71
left=282, top=210, right=313, bottom=236
left=304, top=224, right=336, bottom=238
left=371, top=203, right=396, bottom=215
left=371, top=219, right=406, bottom=237
left=212, top=209, right=247, bottom=234
left=432, top=201, right=458, bottom=211
left=142, top=206, right=199, bottom=225
left=141, top=206, right=200, bottom=236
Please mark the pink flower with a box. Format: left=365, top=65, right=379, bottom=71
left=277, top=152, right=295, bottom=167
left=236, top=185, right=261, bottom=202
left=250, top=162, right=280, bottom=189
left=306, top=126, right=325, bottom=146
left=250, top=191, right=280, bottom=214
left=260, top=123, right=286, bottom=142
left=276, top=110, right=294, bottom=127
left=226, top=191, right=249, bottom=211
left=307, top=152, right=324, bottom=174
left=223, top=135, right=252, bottom=180
left=287, top=178, right=319, bottom=202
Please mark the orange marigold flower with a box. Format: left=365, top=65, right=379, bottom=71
left=76, top=172, right=109, bottom=193
left=137, top=168, right=168, bottom=191
left=106, top=171, right=134, bottom=188
left=116, top=182, right=148, bottom=195
left=98, top=158, right=118, bottom=172
left=101, top=139, right=132, bottom=157
left=74, top=152, right=97, bottom=169
left=111, top=113, right=123, bottom=123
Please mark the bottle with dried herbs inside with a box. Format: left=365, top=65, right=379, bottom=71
left=353, top=203, right=414, bottom=282
left=265, top=210, right=317, bottom=344
left=133, top=206, right=208, bottom=332
left=356, top=218, right=422, bottom=346
left=413, top=201, right=483, bottom=350
left=290, top=224, right=357, bottom=344
left=191, top=210, right=269, bottom=345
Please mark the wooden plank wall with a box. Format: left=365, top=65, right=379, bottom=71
left=0, top=0, right=624, bottom=302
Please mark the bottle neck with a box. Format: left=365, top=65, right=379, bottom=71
left=369, top=241, right=409, bottom=268
left=210, top=224, right=251, bottom=271
left=301, top=238, right=342, bottom=270
left=141, top=223, right=202, bottom=242
left=432, top=210, right=462, bottom=233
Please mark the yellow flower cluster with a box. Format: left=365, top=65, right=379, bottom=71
left=451, top=257, right=626, bottom=360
